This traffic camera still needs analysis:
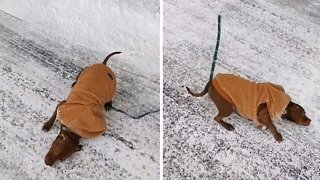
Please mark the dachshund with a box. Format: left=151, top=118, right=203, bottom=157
left=42, top=52, right=121, bottom=166
left=186, top=73, right=311, bottom=142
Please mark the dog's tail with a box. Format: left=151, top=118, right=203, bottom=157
left=103, top=52, right=122, bottom=65
left=186, top=82, right=210, bottom=97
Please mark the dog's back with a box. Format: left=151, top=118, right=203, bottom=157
left=57, top=64, right=117, bottom=138
left=71, top=64, right=117, bottom=105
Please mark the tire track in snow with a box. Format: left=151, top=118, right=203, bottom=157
left=0, top=10, right=159, bottom=118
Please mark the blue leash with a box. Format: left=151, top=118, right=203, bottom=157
left=209, top=15, right=221, bottom=81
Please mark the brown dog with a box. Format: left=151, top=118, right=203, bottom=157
left=187, top=73, right=311, bottom=142
left=42, top=52, right=121, bottom=166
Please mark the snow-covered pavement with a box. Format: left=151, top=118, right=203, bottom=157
left=164, top=0, right=320, bottom=179
left=0, top=1, right=159, bottom=179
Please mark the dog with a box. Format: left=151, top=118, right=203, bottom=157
left=186, top=73, right=311, bottom=142
left=42, top=51, right=121, bottom=166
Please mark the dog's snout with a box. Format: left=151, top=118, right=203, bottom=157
left=303, top=117, right=311, bottom=126
left=45, top=153, right=56, bottom=166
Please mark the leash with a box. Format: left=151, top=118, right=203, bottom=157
left=209, top=15, right=221, bottom=81
left=110, top=106, right=159, bottom=119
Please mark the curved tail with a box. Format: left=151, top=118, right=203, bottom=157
left=186, top=82, right=210, bottom=97
left=103, top=51, right=122, bottom=65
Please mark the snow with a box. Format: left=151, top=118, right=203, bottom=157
left=164, top=0, right=320, bottom=179
left=0, top=0, right=159, bottom=179
left=0, top=0, right=160, bottom=75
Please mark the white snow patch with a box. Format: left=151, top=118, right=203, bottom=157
left=0, top=0, right=159, bottom=76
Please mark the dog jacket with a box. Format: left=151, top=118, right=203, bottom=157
left=212, top=73, right=291, bottom=124
left=57, top=64, right=116, bottom=138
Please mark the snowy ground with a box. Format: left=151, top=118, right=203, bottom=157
left=164, top=0, right=320, bottom=179
left=0, top=1, right=159, bottom=179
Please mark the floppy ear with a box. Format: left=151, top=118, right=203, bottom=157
left=76, top=145, right=83, bottom=151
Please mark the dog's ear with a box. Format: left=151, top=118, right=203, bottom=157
left=76, top=145, right=83, bottom=151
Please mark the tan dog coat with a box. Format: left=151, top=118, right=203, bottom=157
left=212, top=73, right=291, bottom=125
left=57, top=64, right=116, bottom=138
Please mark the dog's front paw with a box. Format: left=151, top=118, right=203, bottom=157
left=104, top=101, right=112, bottom=111
left=222, top=123, right=235, bottom=131
left=226, top=125, right=235, bottom=131
left=42, top=122, right=52, bottom=132
left=105, top=105, right=112, bottom=111
left=274, top=133, right=283, bottom=142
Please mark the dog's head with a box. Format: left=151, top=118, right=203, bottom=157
left=282, top=101, right=311, bottom=126
left=45, top=126, right=82, bottom=166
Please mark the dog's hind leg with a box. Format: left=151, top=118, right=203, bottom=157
left=208, top=85, right=234, bottom=131
left=257, top=103, right=283, bottom=142
left=214, top=109, right=234, bottom=131
left=42, top=100, right=66, bottom=132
